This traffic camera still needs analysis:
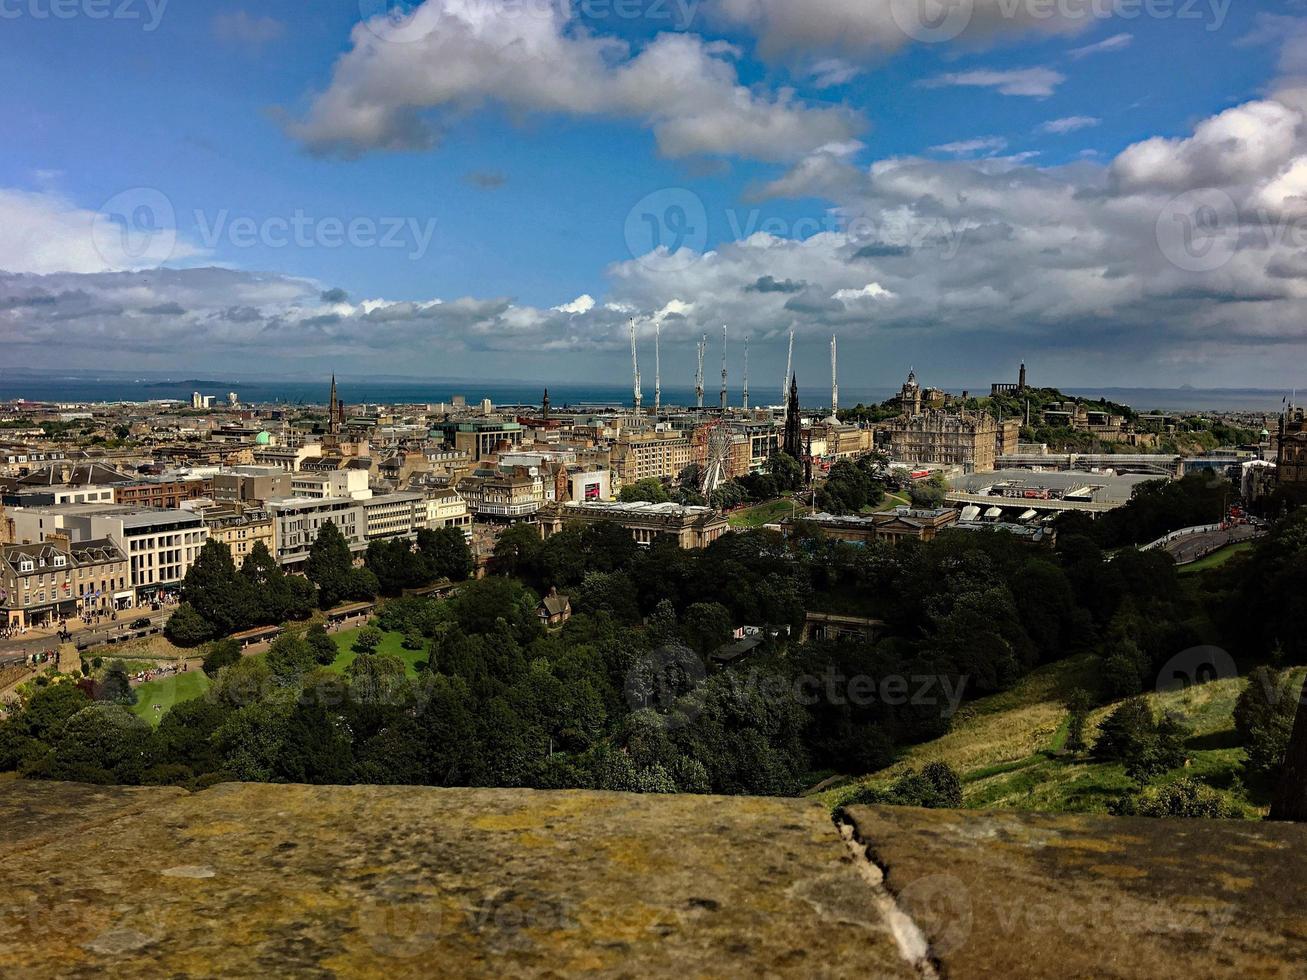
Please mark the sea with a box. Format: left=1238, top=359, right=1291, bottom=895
left=0, top=374, right=1294, bottom=414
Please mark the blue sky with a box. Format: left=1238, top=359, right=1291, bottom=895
left=2, top=0, right=1304, bottom=390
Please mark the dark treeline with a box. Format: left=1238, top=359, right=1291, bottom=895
left=3, top=478, right=1305, bottom=802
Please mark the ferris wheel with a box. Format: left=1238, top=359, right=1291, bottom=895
left=700, top=421, right=733, bottom=498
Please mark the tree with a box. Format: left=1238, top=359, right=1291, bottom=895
left=909, top=473, right=948, bottom=509
left=1093, top=697, right=1186, bottom=783
left=165, top=603, right=214, bottom=648
left=619, top=478, right=670, bottom=504
left=418, top=526, right=473, bottom=582
left=181, top=539, right=254, bottom=638
left=1065, top=689, right=1092, bottom=754
left=844, top=763, right=963, bottom=809
left=201, top=639, right=242, bottom=677
left=305, top=623, right=339, bottom=666
left=764, top=452, right=802, bottom=493
left=1234, top=667, right=1298, bottom=778
left=493, top=523, right=543, bottom=579
left=354, top=626, right=383, bottom=654
left=306, top=520, right=355, bottom=610
left=1117, top=777, right=1241, bottom=819
left=97, top=660, right=137, bottom=706
left=40, top=704, right=153, bottom=785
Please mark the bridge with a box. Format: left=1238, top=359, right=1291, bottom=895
left=997, top=453, right=1184, bottom=477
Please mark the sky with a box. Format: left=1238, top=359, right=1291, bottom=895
left=1, top=0, right=1305, bottom=391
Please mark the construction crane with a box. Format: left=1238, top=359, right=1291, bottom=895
left=742, top=336, right=750, bottom=411
left=830, top=334, right=839, bottom=422
left=719, top=326, right=728, bottom=412
left=629, top=318, right=642, bottom=416
left=654, top=320, right=661, bottom=418
left=695, top=334, right=706, bottom=409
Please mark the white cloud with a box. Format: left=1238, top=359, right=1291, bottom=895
left=930, top=137, right=1009, bottom=156
left=212, top=11, right=285, bottom=47
left=1040, top=116, right=1101, bottom=134
left=833, top=282, right=894, bottom=301
left=287, top=0, right=861, bottom=162
left=920, top=68, right=1065, bottom=98
left=554, top=294, right=596, bottom=315
left=0, top=188, right=202, bottom=275
left=708, top=0, right=1103, bottom=59
left=1068, top=32, right=1133, bottom=59
left=1110, top=100, right=1302, bottom=192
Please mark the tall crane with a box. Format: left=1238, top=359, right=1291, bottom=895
left=695, top=334, right=706, bottom=409
left=742, top=336, right=750, bottom=411
left=830, top=334, right=839, bottom=422
left=629, top=318, right=642, bottom=416
left=719, top=325, right=728, bottom=412
left=654, top=320, right=661, bottom=418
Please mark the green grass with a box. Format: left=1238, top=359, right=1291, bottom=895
left=1177, top=541, right=1255, bottom=574
left=869, top=492, right=912, bottom=513
left=728, top=498, right=808, bottom=528
left=131, top=671, right=210, bottom=727
left=822, top=654, right=1295, bottom=817
left=326, top=627, right=427, bottom=678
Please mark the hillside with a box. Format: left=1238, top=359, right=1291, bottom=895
left=817, top=656, right=1302, bottom=818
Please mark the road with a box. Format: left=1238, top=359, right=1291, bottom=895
left=0, top=607, right=173, bottom=661
left=1163, top=524, right=1264, bottom=565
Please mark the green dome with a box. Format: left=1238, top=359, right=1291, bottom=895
left=255, top=431, right=272, bottom=445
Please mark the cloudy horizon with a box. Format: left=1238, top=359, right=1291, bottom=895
left=4, top=1, right=1306, bottom=390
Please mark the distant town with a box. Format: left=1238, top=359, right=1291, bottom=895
left=2, top=345, right=1303, bottom=636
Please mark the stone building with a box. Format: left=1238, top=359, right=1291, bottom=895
left=886, top=410, right=999, bottom=472
left=780, top=507, right=959, bottom=546
left=1, top=535, right=131, bottom=628
left=537, top=500, right=729, bottom=550
left=1278, top=403, right=1307, bottom=504
left=611, top=430, right=693, bottom=486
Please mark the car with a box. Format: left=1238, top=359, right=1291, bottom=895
left=130, top=617, right=152, bottom=630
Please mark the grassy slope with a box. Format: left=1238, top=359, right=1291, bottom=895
left=131, top=671, right=210, bottom=727
left=1177, top=541, right=1255, bottom=575
left=728, top=498, right=809, bottom=528
left=818, top=654, right=1298, bottom=818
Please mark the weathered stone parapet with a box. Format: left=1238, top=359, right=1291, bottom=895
left=1, top=781, right=1305, bottom=978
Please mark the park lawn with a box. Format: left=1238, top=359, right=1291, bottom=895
left=131, top=671, right=210, bottom=727
left=728, top=498, right=808, bottom=528
left=1177, top=540, right=1255, bottom=575
left=327, top=627, right=427, bottom=678
left=869, top=492, right=912, bottom=513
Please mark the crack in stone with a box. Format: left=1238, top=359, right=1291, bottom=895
left=835, top=815, right=943, bottom=980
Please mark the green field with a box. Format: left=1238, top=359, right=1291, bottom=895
left=327, top=627, right=427, bottom=678
left=131, top=671, right=210, bottom=727
left=1177, top=541, right=1255, bottom=575
left=818, top=655, right=1296, bottom=817
left=728, top=498, right=809, bottom=528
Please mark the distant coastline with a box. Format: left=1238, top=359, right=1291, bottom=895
left=0, top=374, right=1292, bottom=414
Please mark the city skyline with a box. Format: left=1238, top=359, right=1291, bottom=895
left=4, top=2, right=1306, bottom=387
